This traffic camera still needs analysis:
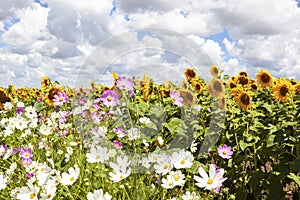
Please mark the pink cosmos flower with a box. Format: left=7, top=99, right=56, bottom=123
left=116, top=76, right=135, bottom=91
left=218, top=144, right=233, bottom=159
left=113, top=141, right=122, bottom=149
left=19, top=148, right=33, bottom=159
left=100, top=90, right=119, bottom=107
left=170, top=90, right=183, bottom=106
left=53, top=92, right=68, bottom=106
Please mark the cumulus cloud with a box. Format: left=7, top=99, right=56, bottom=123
left=1, top=0, right=300, bottom=88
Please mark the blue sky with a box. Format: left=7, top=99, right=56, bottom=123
left=0, top=0, right=300, bottom=88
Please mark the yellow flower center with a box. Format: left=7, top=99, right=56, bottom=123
left=120, top=175, right=124, bottom=179
left=70, top=176, right=75, bottom=182
left=107, top=96, right=112, bottom=102
left=59, top=97, right=64, bottom=102
left=96, top=155, right=101, bottom=159
left=174, top=175, right=179, bottom=181
left=223, top=151, right=227, bottom=155
left=207, top=178, right=213, bottom=185
left=180, top=160, right=185, bottom=165
left=163, top=164, right=169, bottom=169
left=30, top=193, right=36, bottom=199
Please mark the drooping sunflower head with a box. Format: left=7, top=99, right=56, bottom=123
left=41, top=76, right=51, bottom=91
left=0, top=88, right=13, bottom=109
left=227, top=80, right=237, bottom=89
left=184, top=68, right=197, bottom=82
left=238, top=71, right=248, bottom=77
left=191, top=80, right=204, bottom=94
left=217, top=96, right=226, bottom=110
left=272, top=79, right=295, bottom=102
left=237, top=75, right=250, bottom=86
left=210, top=65, right=220, bottom=78
left=256, top=69, right=273, bottom=87
left=207, top=79, right=225, bottom=97
left=233, top=89, right=252, bottom=110
left=178, top=89, right=195, bottom=106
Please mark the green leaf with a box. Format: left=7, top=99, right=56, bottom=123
left=163, top=118, right=183, bottom=134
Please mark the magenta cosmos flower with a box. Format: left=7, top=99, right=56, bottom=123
left=170, top=90, right=183, bottom=106
left=53, top=92, right=68, bottom=106
left=19, top=148, right=33, bottom=159
left=100, top=90, right=119, bottom=107
left=218, top=144, right=233, bottom=159
left=116, top=76, right=135, bottom=91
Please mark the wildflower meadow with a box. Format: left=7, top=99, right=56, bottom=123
left=0, top=66, right=300, bottom=200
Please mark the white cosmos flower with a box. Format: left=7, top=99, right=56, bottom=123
left=3, top=102, right=13, bottom=111
left=190, top=140, right=198, bottom=153
left=60, top=165, right=80, bottom=186
left=194, top=164, right=227, bottom=191
left=154, top=154, right=172, bottom=175
left=182, top=191, right=199, bottom=200
left=86, top=188, right=112, bottom=200
left=168, top=170, right=185, bottom=186
left=0, top=174, right=8, bottom=191
left=86, top=146, right=109, bottom=163
left=139, top=117, right=151, bottom=124
left=40, top=185, right=57, bottom=200
left=40, top=124, right=52, bottom=136
left=25, top=106, right=37, bottom=119
left=109, top=169, right=131, bottom=183
left=109, top=156, right=131, bottom=173
left=171, top=150, right=194, bottom=169
left=161, top=175, right=175, bottom=189
left=127, top=128, right=140, bottom=140
left=16, top=182, right=40, bottom=200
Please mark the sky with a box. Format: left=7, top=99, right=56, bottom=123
left=0, top=0, right=300, bottom=88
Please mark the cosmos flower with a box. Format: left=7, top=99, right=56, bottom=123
left=113, top=127, right=126, bottom=138
left=60, top=165, right=80, bottom=186
left=19, top=148, right=33, bottom=159
left=87, top=188, right=112, bottom=200
left=116, top=76, right=135, bottom=91
left=53, top=92, right=68, bottom=106
left=170, top=90, right=183, bottom=106
left=194, top=164, right=227, bottom=191
left=218, top=144, right=233, bottom=159
left=100, top=90, right=119, bottom=107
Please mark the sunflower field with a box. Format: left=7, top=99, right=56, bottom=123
left=0, top=66, right=300, bottom=200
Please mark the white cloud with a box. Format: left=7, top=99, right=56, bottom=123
left=1, top=0, right=300, bottom=88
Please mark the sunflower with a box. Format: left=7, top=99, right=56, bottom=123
left=296, top=82, right=300, bottom=94
left=159, top=86, right=170, bottom=98
left=143, top=84, right=151, bottom=101
left=249, top=83, right=258, bottom=91
left=45, top=85, right=64, bottom=106
left=233, top=88, right=252, bottom=110
left=207, top=79, right=225, bottom=97
left=0, top=88, right=12, bottom=109
left=256, top=69, right=273, bottom=87
left=237, top=76, right=250, bottom=86
left=41, top=76, right=51, bottom=91
left=210, top=65, right=220, bottom=78
left=272, top=79, right=295, bottom=102
left=184, top=68, right=197, bottom=82
left=217, top=96, right=226, bottom=109
left=227, top=80, right=237, bottom=89
left=238, top=71, right=248, bottom=77
left=191, top=80, right=203, bottom=93
left=178, top=89, right=195, bottom=106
